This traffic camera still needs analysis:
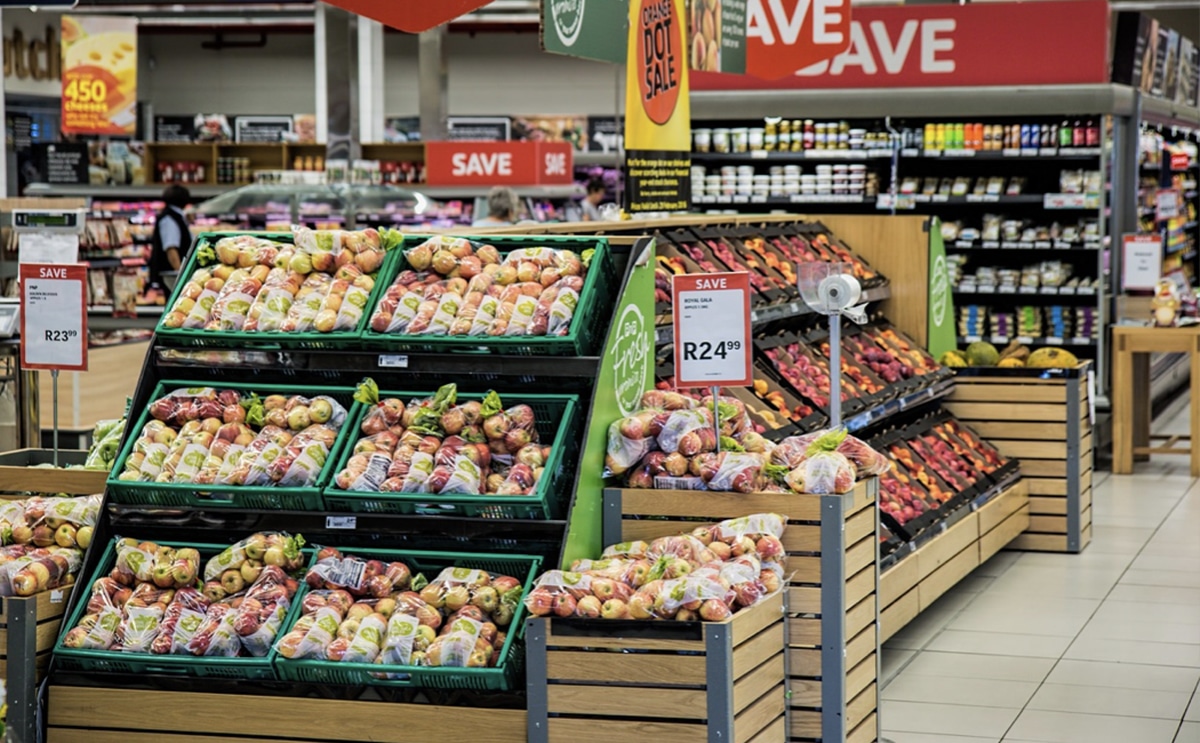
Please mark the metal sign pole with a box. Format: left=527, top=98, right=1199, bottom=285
left=829, top=313, right=842, bottom=428
left=711, top=385, right=720, bottom=453
left=51, top=368, right=59, bottom=466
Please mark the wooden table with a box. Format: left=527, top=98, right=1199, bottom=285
left=1111, top=325, right=1200, bottom=475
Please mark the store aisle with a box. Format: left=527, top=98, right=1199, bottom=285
left=880, top=400, right=1200, bottom=743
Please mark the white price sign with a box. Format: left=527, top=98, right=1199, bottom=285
left=671, top=272, right=752, bottom=388
left=20, top=263, right=88, bottom=371
left=1121, top=234, right=1163, bottom=291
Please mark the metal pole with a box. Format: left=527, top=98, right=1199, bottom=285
left=711, top=385, right=720, bottom=453
left=51, top=369, right=59, bottom=465
left=829, top=314, right=842, bottom=427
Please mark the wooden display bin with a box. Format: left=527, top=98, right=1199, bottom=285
left=4, top=589, right=73, bottom=743
left=947, top=364, right=1092, bottom=553
left=603, top=479, right=881, bottom=743
left=46, top=687, right=526, bottom=743
left=0, top=449, right=107, bottom=496
left=525, top=591, right=787, bottom=743
left=879, top=481, right=1029, bottom=641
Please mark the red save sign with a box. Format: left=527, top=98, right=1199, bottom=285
left=321, top=0, right=490, bottom=32
left=425, top=142, right=574, bottom=186
left=672, top=272, right=752, bottom=388
left=746, top=0, right=852, bottom=79
left=696, top=0, right=1108, bottom=89
left=19, top=263, right=88, bottom=373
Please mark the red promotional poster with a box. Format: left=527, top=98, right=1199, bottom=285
left=745, top=0, right=853, bottom=79
left=695, top=0, right=1109, bottom=90
left=424, top=141, right=574, bottom=186
left=320, top=0, right=490, bottom=32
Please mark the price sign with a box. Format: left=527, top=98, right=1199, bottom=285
left=671, top=272, right=752, bottom=388
left=19, top=263, right=88, bottom=371
left=1156, top=189, right=1181, bottom=221
left=1121, top=234, right=1164, bottom=291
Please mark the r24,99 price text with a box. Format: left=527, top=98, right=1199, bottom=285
left=682, top=339, right=741, bottom=361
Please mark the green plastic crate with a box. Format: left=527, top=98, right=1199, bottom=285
left=53, top=538, right=307, bottom=679
left=155, top=230, right=397, bottom=350
left=271, top=548, right=540, bottom=690
left=321, top=390, right=580, bottom=519
left=106, top=380, right=357, bottom=510
left=360, top=234, right=613, bottom=356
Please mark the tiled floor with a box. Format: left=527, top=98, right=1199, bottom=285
left=881, top=397, right=1200, bottom=743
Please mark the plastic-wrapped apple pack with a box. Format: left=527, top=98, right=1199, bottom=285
left=784, top=429, right=858, bottom=494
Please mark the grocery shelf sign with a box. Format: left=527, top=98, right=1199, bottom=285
left=693, top=0, right=1109, bottom=90
left=542, top=0, right=628, bottom=64
left=672, top=272, right=752, bottom=387
left=320, top=0, right=490, bottom=32
left=423, top=141, right=574, bottom=186
left=19, top=263, right=88, bottom=372
left=687, top=0, right=748, bottom=74
left=60, top=15, right=137, bottom=136
left=624, top=0, right=691, bottom=213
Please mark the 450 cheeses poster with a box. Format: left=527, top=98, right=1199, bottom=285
left=61, top=15, right=138, bottom=136
left=623, top=0, right=691, bottom=213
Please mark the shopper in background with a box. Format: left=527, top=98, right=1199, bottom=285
left=580, top=177, right=607, bottom=221
left=472, top=186, right=521, bottom=227
left=149, top=184, right=193, bottom=294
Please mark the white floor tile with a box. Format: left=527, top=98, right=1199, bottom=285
left=1005, top=709, right=1180, bottom=743
left=1027, top=683, right=1192, bottom=719
left=1092, top=600, right=1200, bottom=626
left=1122, top=569, right=1200, bottom=589
left=1065, top=636, right=1200, bottom=667
left=898, top=651, right=1056, bottom=682
left=1187, top=690, right=1200, bottom=722
left=1177, top=722, right=1200, bottom=743
left=1044, top=659, right=1200, bottom=692
left=882, top=674, right=1039, bottom=708
left=975, top=551, right=1023, bottom=577
left=946, top=604, right=1096, bottom=637
left=1106, top=584, right=1200, bottom=606
left=881, top=700, right=1020, bottom=738
left=1076, top=617, right=1200, bottom=645
left=885, top=605, right=959, bottom=651
left=928, top=630, right=1072, bottom=658
left=1131, top=554, right=1200, bottom=574
left=883, top=733, right=998, bottom=743
left=881, top=648, right=916, bottom=686
left=1016, top=551, right=1134, bottom=570
left=982, top=566, right=1123, bottom=600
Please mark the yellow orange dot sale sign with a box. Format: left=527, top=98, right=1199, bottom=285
left=60, top=15, right=137, bottom=136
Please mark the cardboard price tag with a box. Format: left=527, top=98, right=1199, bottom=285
left=19, top=263, right=88, bottom=372
left=671, top=272, right=752, bottom=387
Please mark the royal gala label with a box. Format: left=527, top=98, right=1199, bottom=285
left=60, top=16, right=137, bottom=136
left=694, top=0, right=1109, bottom=89
left=636, top=0, right=683, bottom=125
left=424, top=141, right=573, bottom=186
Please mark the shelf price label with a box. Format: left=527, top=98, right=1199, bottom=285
left=19, top=263, right=88, bottom=372
left=671, top=272, right=752, bottom=388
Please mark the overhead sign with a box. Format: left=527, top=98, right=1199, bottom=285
left=1121, top=234, right=1164, bottom=291
left=19, top=263, right=88, bottom=372
left=743, top=0, right=850, bottom=78
left=321, top=0, right=490, bottom=32
left=541, top=0, right=628, bottom=64
left=693, top=0, right=1108, bottom=90
left=60, top=15, right=137, bottom=136
left=672, top=272, right=752, bottom=388
left=624, top=0, right=691, bottom=213
left=424, top=141, right=574, bottom=186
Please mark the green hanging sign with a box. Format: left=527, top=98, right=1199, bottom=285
left=561, top=237, right=656, bottom=567
left=926, top=217, right=956, bottom=358
left=540, top=0, right=629, bottom=64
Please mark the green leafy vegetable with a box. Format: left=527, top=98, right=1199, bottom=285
left=806, top=428, right=848, bottom=457
left=720, top=436, right=744, bottom=452
left=354, top=378, right=381, bottom=406
left=480, top=390, right=504, bottom=419
left=195, top=242, right=217, bottom=266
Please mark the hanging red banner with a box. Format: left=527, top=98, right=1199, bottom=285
left=321, top=0, right=491, bottom=33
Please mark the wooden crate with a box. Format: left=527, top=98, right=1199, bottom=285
left=526, top=591, right=786, bottom=743
left=603, top=479, right=880, bottom=743
left=47, top=687, right=527, bottom=743
left=947, top=365, right=1092, bottom=553
left=879, top=481, right=1029, bottom=641
left=4, top=588, right=73, bottom=743
left=0, top=449, right=108, bottom=496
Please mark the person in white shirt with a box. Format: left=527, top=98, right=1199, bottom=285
left=472, top=187, right=521, bottom=228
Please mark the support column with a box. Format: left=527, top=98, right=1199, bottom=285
left=322, top=4, right=361, bottom=165
left=418, top=26, right=448, bottom=141
left=358, top=18, right=385, bottom=144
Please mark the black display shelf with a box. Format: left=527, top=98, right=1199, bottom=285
left=692, top=194, right=870, bottom=207
left=693, top=149, right=893, bottom=162
left=899, top=146, right=1102, bottom=160
left=953, top=287, right=1099, bottom=300
left=842, top=376, right=956, bottom=434
left=957, top=335, right=1095, bottom=347
left=946, top=239, right=1102, bottom=251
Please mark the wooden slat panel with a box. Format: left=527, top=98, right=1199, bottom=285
left=993, top=439, right=1068, bottom=458
left=789, top=647, right=819, bottom=678
left=1028, top=515, right=1068, bottom=533
left=880, top=587, right=919, bottom=642
left=789, top=586, right=820, bottom=614
left=980, top=506, right=1031, bottom=563
left=848, top=712, right=879, bottom=743
left=847, top=652, right=877, bottom=701
left=1082, top=487, right=1093, bottom=513
left=548, top=685, right=708, bottom=719
left=734, top=686, right=787, bottom=743
left=790, top=710, right=821, bottom=740
left=847, top=594, right=877, bottom=642
left=846, top=625, right=875, bottom=670
left=847, top=682, right=877, bottom=731
left=845, top=505, right=876, bottom=547
left=48, top=687, right=527, bottom=742
left=945, top=402, right=1066, bottom=421
left=614, top=483, right=873, bottom=524
left=733, top=623, right=785, bottom=679
left=785, top=555, right=821, bottom=585
left=963, top=421, right=1067, bottom=440
left=0, top=589, right=71, bottom=624
left=746, top=715, right=786, bottom=743
left=547, top=650, right=706, bottom=685
left=1027, top=478, right=1068, bottom=496
left=49, top=732, right=305, bottom=743
left=1008, top=533, right=1068, bottom=552
left=1029, top=496, right=1067, bottom=515
left=621, top=520, right=716, bottom=543
left=781, top=525, right=820, bottom=552
left=977, top=484, right=1029, bottom=533
left=732, top=654, right=785, bottom=714
left=915, top=512, right=978, bottom=576
left=549, top=717, right=703, bottom=743
left=0, top=618, right=61, bottom=654
left=732, top=591, right=784, bottom=647
left=789, top=676, right=822, bottom=708
left=846, top=564, right=876, bottom=611
left=1020, top=459, right=1068, bottom=477
left=546, top=626, right=703, bottom=653
left=846, top=534, right=876, bottom=575
left=879, top=554, right=919, bottom=608
left=0, top=466, right=108, bottom=496
left=950, top=384, right=1066, bottom=403
left=918, top=543, right=979, bottom=611
left=1081, top=523, right=1092, bottom=548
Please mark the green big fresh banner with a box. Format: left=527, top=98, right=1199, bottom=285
left=541, top=0, right=629, bottom=64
